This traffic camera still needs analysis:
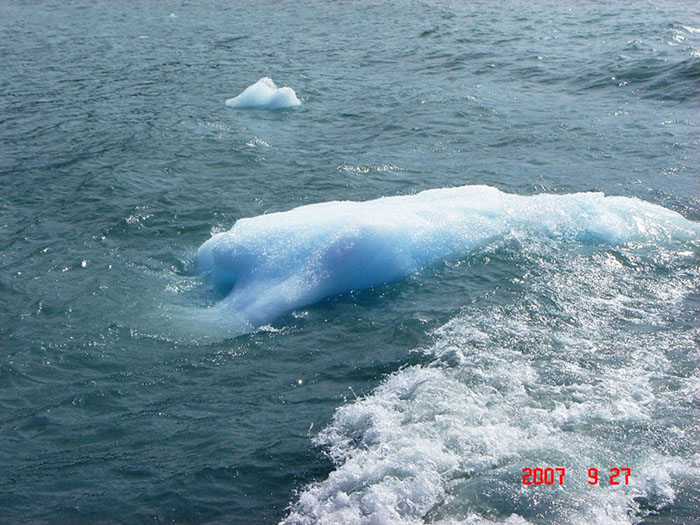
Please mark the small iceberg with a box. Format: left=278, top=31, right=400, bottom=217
left=225, top=77, right=301, bottom=110
left=197, top=185, right=699, bottom=329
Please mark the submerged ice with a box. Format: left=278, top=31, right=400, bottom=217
left=225, top=77, right=301, bottom=109
left=197, top=185, right=698, bottom=329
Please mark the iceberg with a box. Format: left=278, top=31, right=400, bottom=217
left=197, top=185, right=698, bottom=328
left=225, top=77, right=301, bottom=110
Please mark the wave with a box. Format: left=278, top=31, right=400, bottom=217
left=283, top=235, right=700, bottom=524
left=197, top=185, right=698, bottom=329
left=225, top=77, right=301, bottom=110
left=579, top=55, right=700, bottom=102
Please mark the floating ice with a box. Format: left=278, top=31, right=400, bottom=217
left=225, top=77, right=301, bottom=110
left=197, top=185, right=698, bottom=329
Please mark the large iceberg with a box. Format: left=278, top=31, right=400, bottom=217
left=197, top=185, right=698, bottom=329
left=225, top=77, right=301, bottom=109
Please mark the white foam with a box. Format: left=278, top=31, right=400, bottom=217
left=225, top=77, right=301, bottom=110
left=198, top=185, right=698, bottom=328
left=283, top=239, right=700, bottom=524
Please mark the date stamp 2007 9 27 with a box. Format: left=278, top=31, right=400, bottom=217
left=521, top=467, right=631, bottom=486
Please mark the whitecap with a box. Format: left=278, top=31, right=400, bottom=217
left=282, top=236, right=700, bottom=524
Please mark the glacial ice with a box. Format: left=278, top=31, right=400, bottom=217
left=225, top=77, right=301, bottom=109
left=197, top=185, right=698, bottom=328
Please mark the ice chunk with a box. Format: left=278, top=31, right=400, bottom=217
left=225, top=77, right=301, bottom=109
left=197, top=185, right=698, bottom=328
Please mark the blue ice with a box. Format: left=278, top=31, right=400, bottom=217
left=225, top=77, right=301, bottom=110
left=198, top=185, right=698, bottom=328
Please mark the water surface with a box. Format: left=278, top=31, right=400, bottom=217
left=1, top=1, right=699, bottom=523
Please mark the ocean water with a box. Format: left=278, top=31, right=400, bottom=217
left=1, top=0, right=699, bottom=523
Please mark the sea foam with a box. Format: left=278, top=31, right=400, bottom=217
left=225, top=77, right=301, bottom=109
left=197, top=185, right=698, bottom=329
left=283, top=239, right=700, bottom=524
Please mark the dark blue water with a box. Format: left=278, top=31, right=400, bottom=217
left=1, top=1, right=699, bottom=523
